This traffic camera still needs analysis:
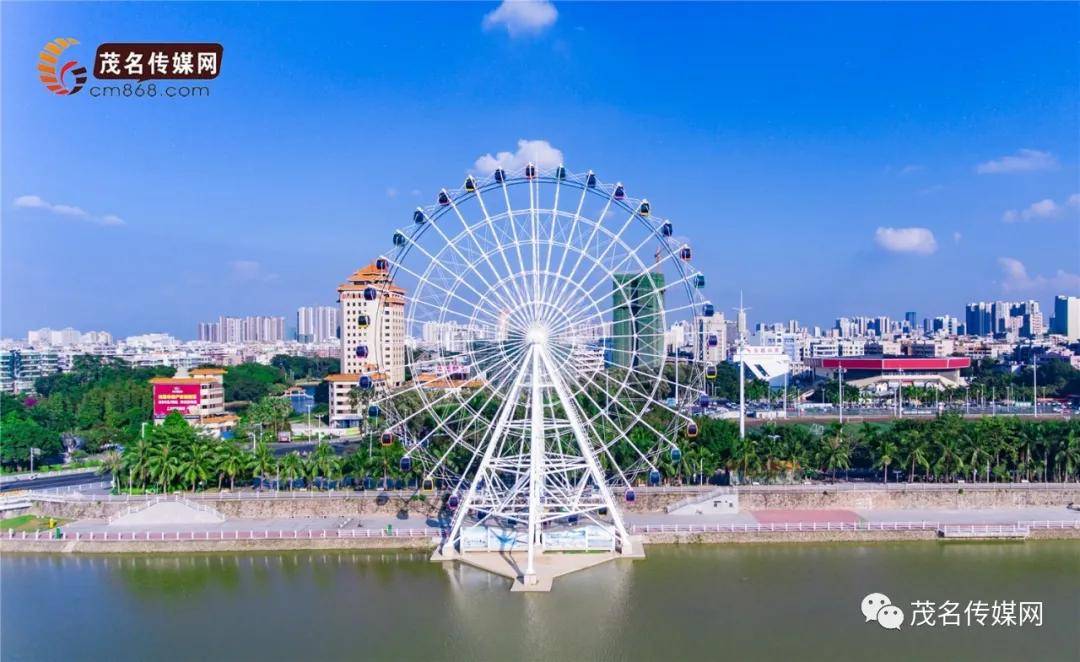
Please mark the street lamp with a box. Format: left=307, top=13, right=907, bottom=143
left=1032, top=352, right=1038, bottom=417
left=838, top=366, right=846, bottom=425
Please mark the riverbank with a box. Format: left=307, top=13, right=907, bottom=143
left=18, top=483, right=1080, bottom=521
left=5, top=483, right=1078, bottom=554
left=3, top=520, right=1078, bottom=554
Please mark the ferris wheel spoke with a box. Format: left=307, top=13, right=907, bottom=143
left=546, top=191, right=617, bottom=315
left=565, top=355, right=697, bottom=430
left=538, top=172, right=562, bottom=316
left=528, top=174, right=542, bottom=316
left=421, top=204, right=524, bottom=319
left=473, top=187, right=533, bottom=318
left=548, top=207, right=638, bottom=315
left=566, top=225, right=676, bottom=310
left=391, top=255, right=511, bottom=334
left=498, top=178, right=534, bottom=318
left=445, top=195, right=531, bottom=318
left=560, top=275, right=704, bottom=337
left=547, top=357, right=661, bottom=481
left=549, top=183, right=589, bottom=303
left=398, top=345, right=527, bottom=477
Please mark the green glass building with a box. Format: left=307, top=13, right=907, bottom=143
left=610, top=272, right=665, bottom=370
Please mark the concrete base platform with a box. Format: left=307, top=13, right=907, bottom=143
left=432, top=538, right=646, bottom=592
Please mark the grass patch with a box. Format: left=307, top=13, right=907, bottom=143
left=1, top=515, right=69, bottom=532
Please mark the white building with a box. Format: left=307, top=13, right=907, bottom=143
left=297, top=306, right=339, bottom=343
left=692, top=314, right=726, bottom=363
left=338, top=261, right=405, bottom=385
left=329, top=261, right=407, bottom=427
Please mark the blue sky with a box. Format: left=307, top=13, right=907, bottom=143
left=2, top=1, right=1078, bottom=339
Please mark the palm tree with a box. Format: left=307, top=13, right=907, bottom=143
left=251, top=441, right=276, bottom=484
left=819, top=425, right=851, bottom=481
left=123, top=437, right=152, bottom=488
left=1054, top=430, right=1080, bottom=482
left=871, top=434, right=898, bottom=484
left=97, top=451, right=124, bottom=493
left=727, top=435, right=758, bottom=483
left=935, top=436, right=965, bottom=483
left=179, top=440, right=215, bottom=492
left=280, top=452, right=304, bottom=490
left=146, top=441, right=180, bottom=493
left=899, top=429, right=929, bottom=483
left=216, top=443, right=249, bottom=490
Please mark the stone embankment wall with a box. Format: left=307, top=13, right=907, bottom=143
left=27, top=490, right=692, bottom=521
left=738, top=486, right=1080, bottom=510
left=23, top=485, right=1080, bottom=522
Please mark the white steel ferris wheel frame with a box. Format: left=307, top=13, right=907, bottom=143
left=373, top=165, right=712, bottom=577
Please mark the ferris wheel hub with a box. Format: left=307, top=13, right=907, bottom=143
left=526, top=325, right=549, bottom=346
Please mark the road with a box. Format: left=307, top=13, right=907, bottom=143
left=0, top=471, right=103, bottom=493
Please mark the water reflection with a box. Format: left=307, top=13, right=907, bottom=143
left=2, top=543, right=1078, bottom=662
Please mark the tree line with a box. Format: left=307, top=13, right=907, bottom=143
left=0, top=355, right=337, bottom=470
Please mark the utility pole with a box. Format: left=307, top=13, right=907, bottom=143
left=734, top=292, right=749, bottom=440
left=783, top=369, right=788, bottom=419
left=896, top=369, right=904, bottom=418
left=1032, top=352, right=1038, bottom=417
left=838, top=367, right=845, bottom=425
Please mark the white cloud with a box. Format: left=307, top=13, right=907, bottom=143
left=953, top=231, right=962, bottom=244
left=230, top=260, right=278, bottom=283
left=482, top=0, right=558, bottom=37
left=874, top=227, right=938, bottom=255
left=1068, top=193, right=1080, bottom=208
left=13, top=194, right=124, bottom=226
left=898, top=164, right=923, bottom=175
left=1002, top=198, right=1062, bottom=223
left=998, top=257, right=1080, bottom=295
left=976, top=149, right=1058, bottom=174
left=473, top=139, right=564, bottom=175
left=386, top=188, right=398, bottom=198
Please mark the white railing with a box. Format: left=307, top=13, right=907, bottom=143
left=4, top=527, right=442, bottom=542
left=6, top=520, right=1076, bottom=544
left=107, top=496, right=225, bottom=524
left=628, top=520, right=1080, bottom=535
left=941, top=524, right=1031, bottom=536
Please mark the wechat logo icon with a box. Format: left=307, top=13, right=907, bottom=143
left=861, top=592, right=904, bottom=630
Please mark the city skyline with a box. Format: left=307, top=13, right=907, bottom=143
left=3, top=2, right=1078, bottom=338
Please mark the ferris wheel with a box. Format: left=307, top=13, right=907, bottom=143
left=367, top=164, right=714, bottom=572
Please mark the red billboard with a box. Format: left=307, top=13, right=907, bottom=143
left=153, top=382, right=202, bottom=417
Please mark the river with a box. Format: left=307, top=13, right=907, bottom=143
left=2, top=542, right=1077, bottom=661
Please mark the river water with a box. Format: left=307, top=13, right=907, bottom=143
left=2, top=542, right=1077, bottom=661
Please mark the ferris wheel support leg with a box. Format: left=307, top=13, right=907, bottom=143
left=525, top=348, right=545, bottom=582
left=537, top=345, right=634, bottom=556
left=444, top=347, right=534, bottom=555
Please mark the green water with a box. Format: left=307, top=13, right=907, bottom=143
left=2, top=542, right=1077, bottom=661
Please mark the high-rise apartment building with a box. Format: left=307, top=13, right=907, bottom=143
left=610, top=272, right=665, bottom=370
left=1051, top=295, right=1080, bottom=341
left=338, top=262, right=405, bottom=386
left=197, top=316, right=285, bottom=343
left=965, top=300, right=1043, bottom=338
left=297, top=306, right=339, bottom=343
left=692, top=313, right=726, bottom=364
